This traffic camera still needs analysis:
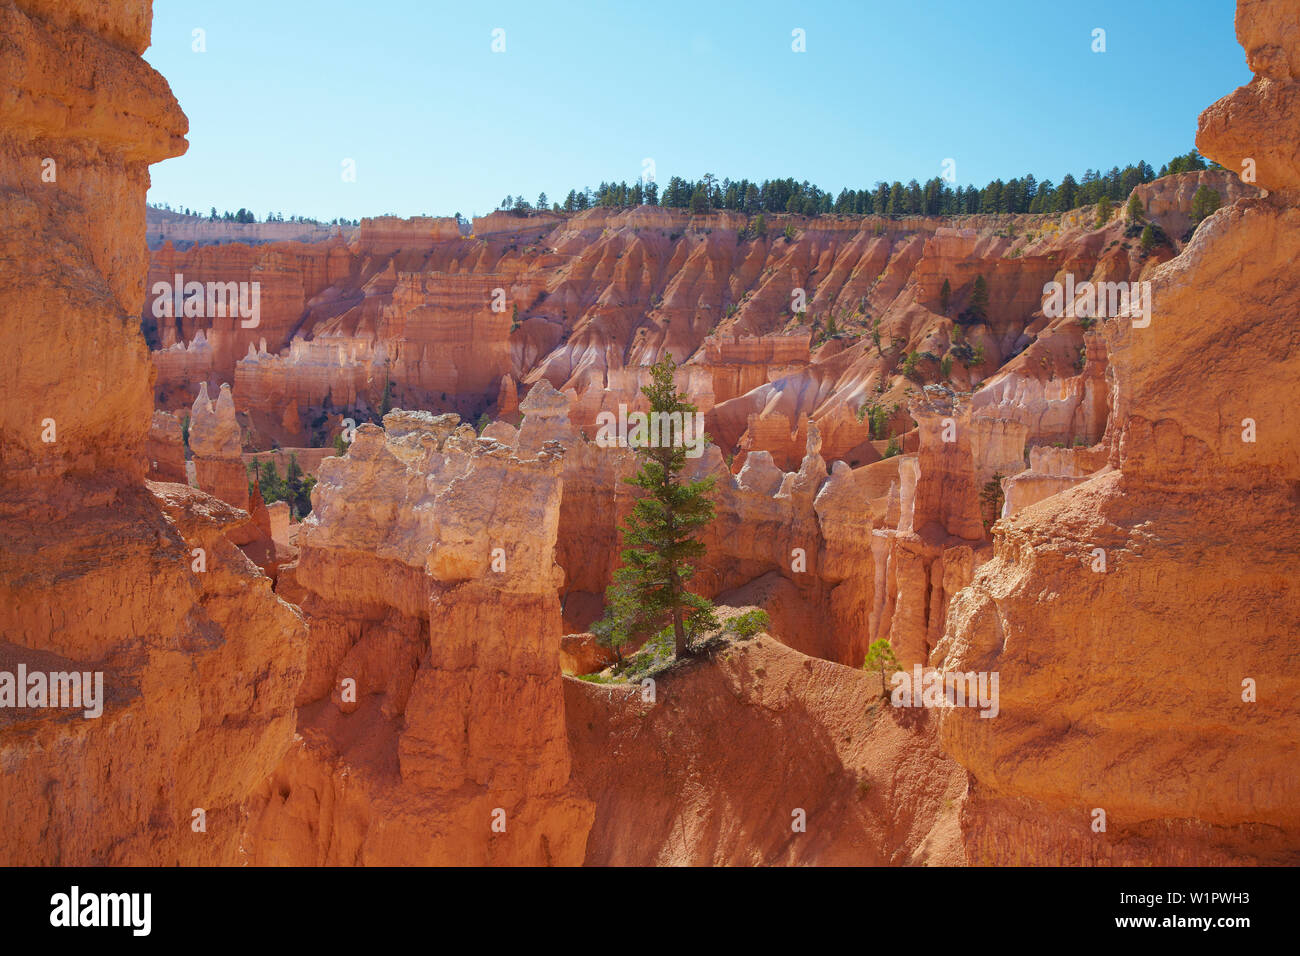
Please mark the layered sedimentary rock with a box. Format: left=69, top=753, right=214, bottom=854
left=246, top=411, right=593, bottom=864
left=970, top=330, right=1110, bottom=448
left=694, top=331, right=812, bottom=404
left=147, top=169, right=1229, bottom=471
left=935, top=0, right=1300, bottom=865
left=0, top=0, right=305, bottom=864
left=498, top=379, right=995, bottom=672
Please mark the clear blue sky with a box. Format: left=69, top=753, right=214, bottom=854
left=144, top=0, right=1249, bottom=221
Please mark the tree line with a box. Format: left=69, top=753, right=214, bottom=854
left=151, top=203, right=361, bottom=227
left=500, top=150, right=1218, bottom=218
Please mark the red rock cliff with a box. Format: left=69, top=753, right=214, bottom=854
left=935, top=0, right=1300, bottom=865
left=0, top=0, right=306, bottom=865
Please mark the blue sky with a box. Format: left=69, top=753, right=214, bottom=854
left=144, top=0, right=1250, bottom=221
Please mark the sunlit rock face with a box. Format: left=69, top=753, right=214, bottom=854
left=936, top=0, right=1300, bottom=865
left=245, top=411, right=594, bottom=865
left=0, top=0, right=306, bottom=865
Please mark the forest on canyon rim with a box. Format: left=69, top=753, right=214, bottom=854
left=0, top=0, right=1296, bottom=900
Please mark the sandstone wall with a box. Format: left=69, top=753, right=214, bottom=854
left=0, top=0, right=306, bottom=864
left=935, top=0, right=1300, bottom=864
left=246, top=412, right=593, bottom=864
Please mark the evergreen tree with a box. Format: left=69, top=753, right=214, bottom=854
left=960, top=274, right=989, bottom=324
left=862, top=638, right=902, bottom=699
left=1057, top=175, right=1078, bottom=211
left=1139, top=224, right=1156, bottom=256
left=939, top=278, right=951, bottom=315
left=259, top=458, right=284, bottom=501
left=887, top=181, right=904, bottom=217
left=1191, top=185, right=1221, bottom=224
left=1126, top=192, right=1145, bottom=222
left=689, top=185, right=710, bottom=214
left=592, top=354, right=718, bottom=659
left=1095, top=195, right=1112, bottom=227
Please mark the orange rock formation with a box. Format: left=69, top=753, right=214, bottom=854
left=936, top=0, right=1300, bottom=864
left=246, top=412, right=593, bottom=864
left=0, top=0, right=305, bottom=865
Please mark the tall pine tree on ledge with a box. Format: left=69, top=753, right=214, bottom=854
left=593, top=354, right=718, bottom=660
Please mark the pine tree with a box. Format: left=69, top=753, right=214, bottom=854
left=960, top=274, right=989, bottom=324
left=1191, top=185, right=1221, bottom=224
left=1139, top=224, right=1156, bottom=256
left=1126, top=192, right=1145, bottom=222
left=592, top=354, right=718, bottom=660
left=689, top=185, right=709, bottom=214
left=862, top=638, right=902, bottom=699
left=939, top=278, right=951, bottom=315
left=1056, top=174, right=1078, bottom=211
left=1095, top=195, right=1112, bottom=227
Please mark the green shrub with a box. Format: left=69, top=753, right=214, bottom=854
left=728, top=609, right=770, bottom=639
